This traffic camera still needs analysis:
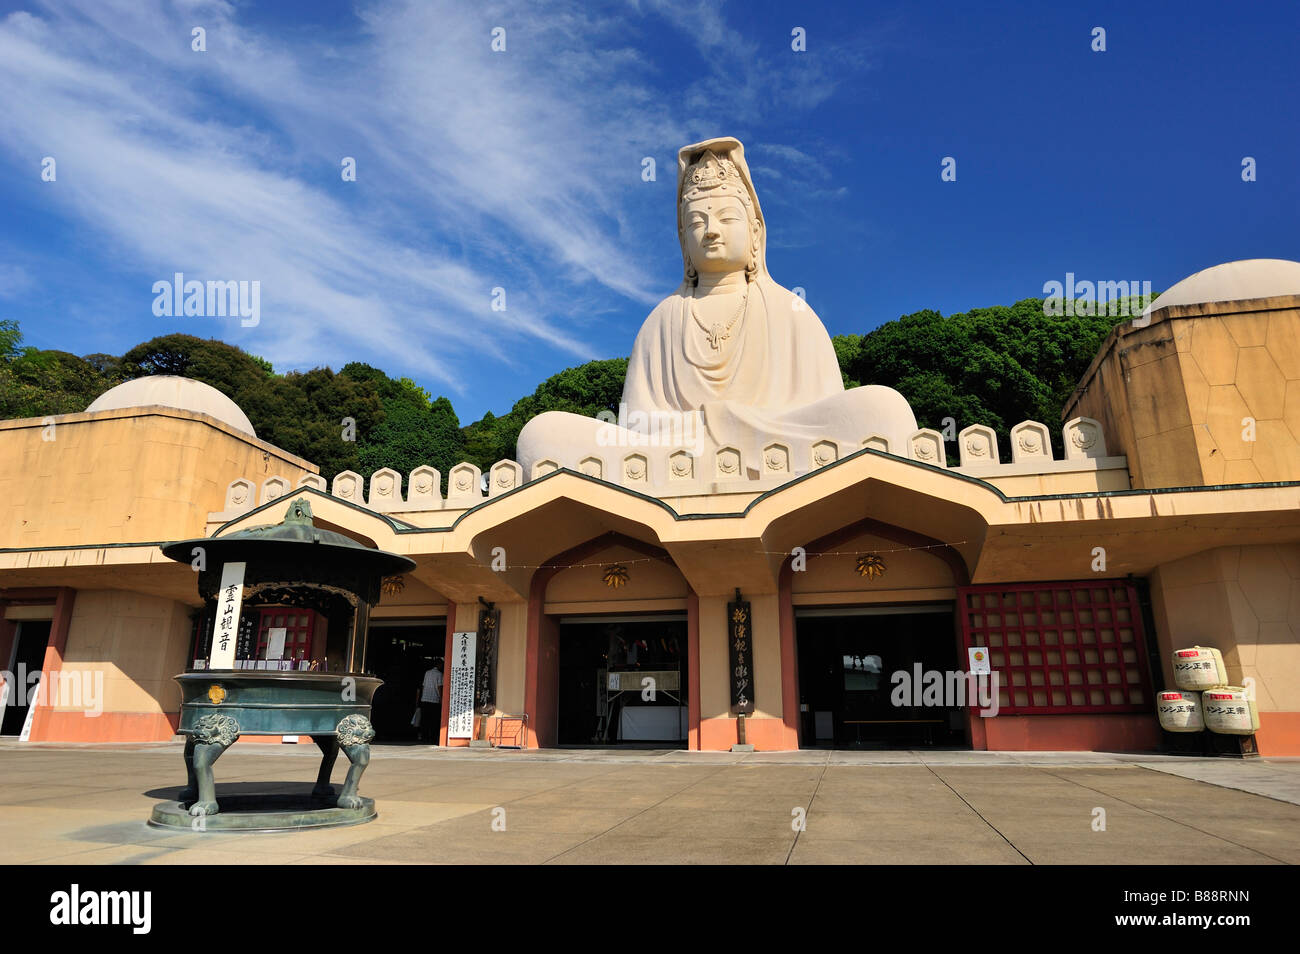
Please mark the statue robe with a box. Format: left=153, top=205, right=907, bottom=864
left=622, top=277, right=910, bottom=472
left=515, top=278, right=917, bottom=479
left=515, top=135, right=919, bottom=481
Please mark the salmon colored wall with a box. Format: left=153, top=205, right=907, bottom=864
left=23, top=588, right=76, bottom=741
left=699, top=591, right=786, bottom=734
left=35, top=710, right=178, bottom=742
left=699, top=717, right=792, bottom=751
left=778, top=578, right=800, bottom=749
left=696, top=592, right=783, bottom=727
left=751, top=594, right=783, bottom=724
left=28, top=588, right=195, bottom=742
left=1257, top=711, right=1300, bottom=756
left=436, top=600, right=527, bottom=746
left=32, top=589, right=191, bottom=737
left=494, top=601, right=527, bottom=715
left=982, top=714, right=1161, bottom=752
left=687, top=591, right=700, bottom=750
left=15, top=587, right=312, bottom=743
left=697, top=592, right=797, bottom=751
left=698, top=596, right=728, bottom=721
left=534, top=614, right=560, bottom=748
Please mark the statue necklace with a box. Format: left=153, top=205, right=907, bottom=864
left=690, top=283, right=747, bottom=351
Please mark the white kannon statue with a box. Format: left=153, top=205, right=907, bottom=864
left=516, top=136, right=917, bottom=482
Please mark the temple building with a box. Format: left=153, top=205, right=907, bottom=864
left=3, top=139, right=1300, bottom=756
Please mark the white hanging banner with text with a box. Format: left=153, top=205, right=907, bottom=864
left=18, top=673, right=40, bottom=742
left=211, top=562, right=247, bottom=670
left=448, top=631, right=476, bottom=739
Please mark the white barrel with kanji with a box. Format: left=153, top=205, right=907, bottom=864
left=1171, top=646, right=1228, bottom=690
left=1201, top=687, right=1259, bottom=735
left=1156, top=690, right=1204, bottom=732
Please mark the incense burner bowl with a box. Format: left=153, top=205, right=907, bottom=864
left=149, top=671, right=383, bottom=830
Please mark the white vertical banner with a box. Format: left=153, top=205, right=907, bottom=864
left=211, top=562, right=246, bottom=670
left=448, top=631, right=476, bottom=739
left=18, top=672, right=40, bottom=742
left=266, top=627, right=287, bottom=660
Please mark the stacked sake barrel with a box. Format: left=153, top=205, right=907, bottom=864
left=1157, top=646, right=1259, bottom=737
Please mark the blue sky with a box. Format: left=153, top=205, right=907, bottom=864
left=1, top=0, right=1296, bottom=422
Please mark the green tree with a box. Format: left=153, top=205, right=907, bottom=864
left=0, top=320, right=112, bottom=418
left=458, top=358, right=628, bottom=473
left=121, top=334, right=274, bottom=401
left=119, top=337, right=381, bottom=478
left=844, top=296, right=1139, bottom=461
left=0, top=290, right=1152, bottom=478
left=0, top=319, right=21, bottom=360
left=339, top=363, right=467, bottom=494
left=832, top=333, right=862, bottom=389
left=262, top=367, right=384, bottom=482
left=82, top=353, right=128, bottom=384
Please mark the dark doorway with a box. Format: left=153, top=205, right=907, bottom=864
left=796, top=606, right=967, bottom=748
left=558, top=616, right=688, bottom=746
left=2, top=620, right=52, bottom=737
left=364, top=620, right=445, bottom=743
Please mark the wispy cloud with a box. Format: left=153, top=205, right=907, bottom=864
left=0, top=0, right=874, bottom=397
left=0, top=263, right=32, bottom=299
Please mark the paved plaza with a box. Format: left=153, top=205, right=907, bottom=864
left=2, top=741, right=1298, bottom=865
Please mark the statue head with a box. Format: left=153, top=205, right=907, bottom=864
left=677, top=137, right=767, bottom=286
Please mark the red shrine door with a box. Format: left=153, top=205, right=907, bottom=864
left=255, top=608, right=319, bottom=666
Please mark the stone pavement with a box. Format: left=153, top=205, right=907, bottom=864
left=2, top=741, right=1297, bottom=865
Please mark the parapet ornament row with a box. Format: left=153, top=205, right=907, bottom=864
left=219, top=416, right=1112, bottom=515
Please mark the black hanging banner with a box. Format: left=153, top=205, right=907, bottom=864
left=474, top=605, right=500, bottom=715
left=192, top=612, right=214, bottom=666
left=234, top=610, right=258, bottom=665
left=727, top=590, right=755, bottom=715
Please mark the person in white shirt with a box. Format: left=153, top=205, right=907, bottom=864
left=417, top=659, right=443, bottom=743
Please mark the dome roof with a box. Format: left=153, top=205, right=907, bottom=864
left=1145, top=258, right=1300, bottom=314
left=86, top=375, right=256, bottom=437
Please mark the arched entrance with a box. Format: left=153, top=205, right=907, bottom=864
left=779, top=518, right=972, bottom=749
left=524, top=532, right=700, bottom=749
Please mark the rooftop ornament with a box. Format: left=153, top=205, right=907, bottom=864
left=148, top=497, right=415, bottom=832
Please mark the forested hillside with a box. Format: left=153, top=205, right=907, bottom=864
left=0, top=294, right=1142, bottom=484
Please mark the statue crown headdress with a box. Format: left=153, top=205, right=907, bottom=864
left=675, top=136, right=768, bottom=283
left=680, top=151, right=753, bottom=211
left=686, top=152, right=744, bottom=190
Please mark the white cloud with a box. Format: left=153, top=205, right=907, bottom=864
left=0, top=1, right=683, bottom=385
left=0, top=0, right=874, bottom=393
left=0, top=263, right=32, bottom=298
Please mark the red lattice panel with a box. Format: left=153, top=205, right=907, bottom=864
left=256, top=608, right=318, bottom=661
left=957, top=581, right=1153, bottom=715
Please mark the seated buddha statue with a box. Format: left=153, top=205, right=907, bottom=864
left=516, top=136, right=917, bottom=482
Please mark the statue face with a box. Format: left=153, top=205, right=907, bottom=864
left=682, top=196, right=753, bottom=275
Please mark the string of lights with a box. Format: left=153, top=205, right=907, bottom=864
left=754, top=541, right=969, bottom=557
left=483, top=540, right=971, bottom=570
left=430, top=519, right=1296, bottom=573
